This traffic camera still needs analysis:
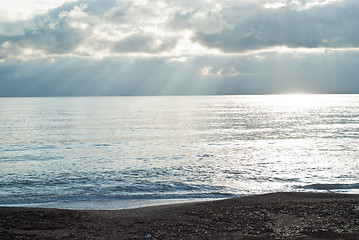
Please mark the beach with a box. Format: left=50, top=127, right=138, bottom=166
left=1, top=192, right=359, bottom=239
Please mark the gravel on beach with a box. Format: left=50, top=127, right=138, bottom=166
left=1, top=192, right=359, bottom=239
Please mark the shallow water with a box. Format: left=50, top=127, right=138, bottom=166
left=1, top=95, right=359, bottom=209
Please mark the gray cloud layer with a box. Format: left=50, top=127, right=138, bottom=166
left=1, top=0, right=359, bottom=60
left=196, top=0, right=359, bottom=51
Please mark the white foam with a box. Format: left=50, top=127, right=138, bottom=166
left=2, top=198, right=220, bottom=210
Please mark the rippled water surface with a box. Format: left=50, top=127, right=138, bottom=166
left=1, top=95, right=359, bottom=208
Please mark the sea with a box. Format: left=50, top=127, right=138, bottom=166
left=1, top=94, right=359, bottom=210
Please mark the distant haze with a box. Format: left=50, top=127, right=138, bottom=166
left=1, top=0, right=359, bottom=96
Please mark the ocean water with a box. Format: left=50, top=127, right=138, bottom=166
left=1, top=95, right=359, bottom=209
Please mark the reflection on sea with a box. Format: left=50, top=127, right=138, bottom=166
left=0, top=95, right=359, bottom=207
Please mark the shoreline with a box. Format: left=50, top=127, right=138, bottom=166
left=0, top=197, right=224, bottom=211
left=1, top=192, right=359, bottom=239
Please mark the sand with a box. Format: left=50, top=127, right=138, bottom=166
left=1, top=192, right=359, bottom=239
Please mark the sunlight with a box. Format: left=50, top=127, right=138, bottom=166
left=262, top=94, right=343, bottom=109
left=171, top=30, right=221, bottom=56
left=279, top=94, right=318, bottom=107
left=263, top=2, right=286, bottom=9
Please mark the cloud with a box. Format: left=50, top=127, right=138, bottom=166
left=167, top=8, right=233, bottom=34
left=1, top=0, right=359, bottom=61
left=1, top=0, right=75, bottom=21
left=289, top=0, right=344, bottom=11
left=104, top=1, right=168, bottom=26
left=0, top=3, right=98, bottom=60
left=0, top=20, right=34, bottom=37
left=193, top=0, right=359, bottom=52
left=113, top=30, right=178, bottom=54
left=0, top=0, right=184, bottom=59
left=167, top=56, right=190, bottom=62
left=201, top=66, right=241, bottom=77
left=1, top=0, right=359, bottom=96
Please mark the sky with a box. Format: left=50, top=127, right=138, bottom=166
left=0, top=0, right=359, bottom=96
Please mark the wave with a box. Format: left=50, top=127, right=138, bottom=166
left=1, top=197, right=226, bottom=210
left=301, top=183, right=359, bottom=190
left=0, top=192, right=235, bottom=205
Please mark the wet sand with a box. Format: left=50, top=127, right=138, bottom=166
left=1, top=192, right=359, bottom=239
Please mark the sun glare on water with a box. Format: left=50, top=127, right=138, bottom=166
left=279, top=94, right=317, bottom=106
left=264, top=93, right=341, bottom=109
